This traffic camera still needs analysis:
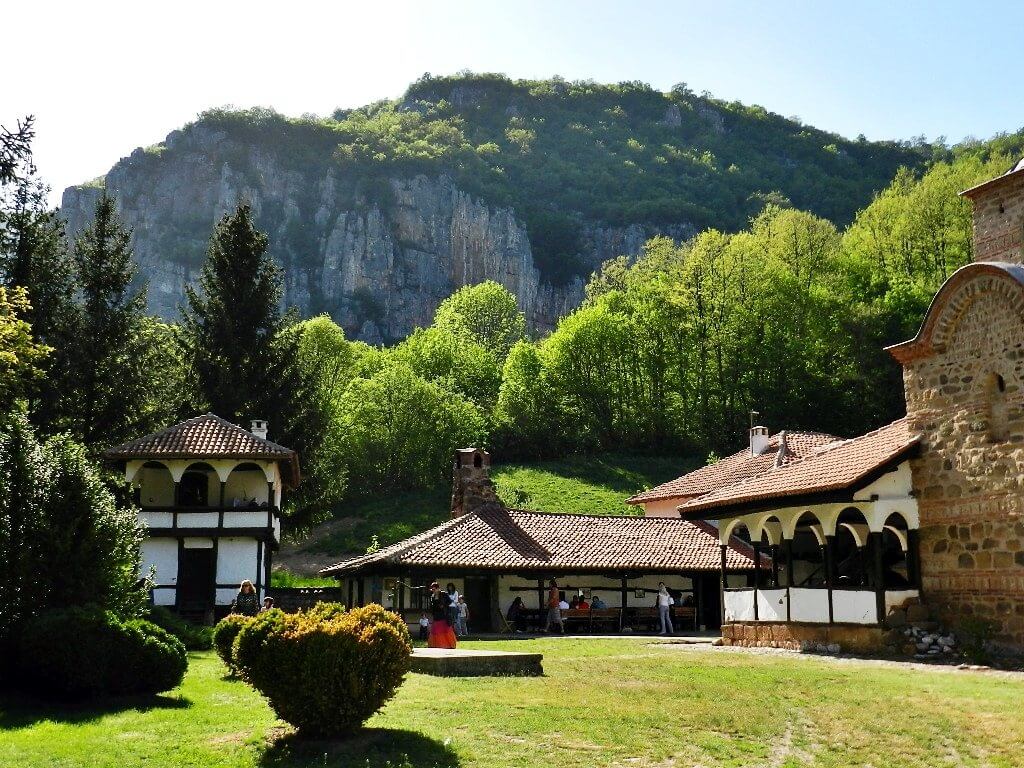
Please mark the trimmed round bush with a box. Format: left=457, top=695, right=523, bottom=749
left=212, top=613, right=253, bottom=673
left=19, top=606, right=187, bottom=697
left=234, top=603, right=412, bottom=737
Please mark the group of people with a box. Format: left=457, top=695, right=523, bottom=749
left=529, top=579, right=680, bottom=635
left=420, top=582, right=470, bottom=649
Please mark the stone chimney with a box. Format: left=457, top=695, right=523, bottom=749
left=961, top=158, right=1024, bottom=264
left=749, top=425, right=770, bottom=456
left=250, top=419, right=268, bottom=440
left=450, top=448, right=500, bottom=518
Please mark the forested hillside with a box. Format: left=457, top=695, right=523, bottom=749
left=60, top=74, right=931, bottom=340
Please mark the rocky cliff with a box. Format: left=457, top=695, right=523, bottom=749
left=61, top=121, right=687, bottom=341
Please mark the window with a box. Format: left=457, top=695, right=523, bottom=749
left=986, top=372, right=1009, bottom=442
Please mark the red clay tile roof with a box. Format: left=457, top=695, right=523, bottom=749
left=627, top=430, right=841, bottom=505
left=678, top=418, right=918, bottom=516
left=104, top=413, right=299, bottom=485
left=320, top=505, right=758, bottom=575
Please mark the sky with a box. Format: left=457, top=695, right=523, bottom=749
left=4, top=0, right=1024, bottom=206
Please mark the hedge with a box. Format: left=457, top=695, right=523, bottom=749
left=234, top=603, right=411, bottom=736
left=212, top=614, right=253, bottom=674
left=18, top=606, right=187, bottom=697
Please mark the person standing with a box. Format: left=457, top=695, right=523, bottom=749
left=428, top=582, right=457, bottom=648
left=544, top=578, right=564, bottom=634
left=418, top=612, right=430, bottom=641
left=457, top=595, right=470, bottom=636
left=445, top=582, right=460, bottom=634
left=656, top=582, right=675, bottom=635
left=233, top=580, right=260, bottom=616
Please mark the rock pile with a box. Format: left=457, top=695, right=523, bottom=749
left=902, top=626, right=958, bottom=660
left=798, top=640, right=842, bottom=655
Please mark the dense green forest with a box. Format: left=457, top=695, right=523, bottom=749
left=191, top=73, right=934, bottom=283
left=4, top=97, right=1024, bottom=547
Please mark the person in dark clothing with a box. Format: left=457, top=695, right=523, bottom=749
left=233, top=580, right=260, bottom=616
left=428, top=582, right=457, bottom=648
left=506, top=596, right=526, bottom=632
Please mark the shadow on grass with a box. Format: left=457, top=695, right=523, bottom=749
left=0, top=691, right=190, bottom=729
left=260, top=727, right=460, bottom=768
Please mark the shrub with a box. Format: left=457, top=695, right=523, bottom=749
left=19, top=606, right=187, bottom=697
left=234, top=603, right=412, bottom=736
left=212, top=614, right=253, bottom=673
left=146, top=606, right=213, bottom=650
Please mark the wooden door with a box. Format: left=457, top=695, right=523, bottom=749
left=177, top=547, right=216, bottom=611
left=463, top=577, right=493, bottom=633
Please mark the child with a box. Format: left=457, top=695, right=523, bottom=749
left=418, top=611, right=430, bottom=641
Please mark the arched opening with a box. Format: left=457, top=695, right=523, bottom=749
left=727, top=521, right=755, bottom=588
left=759, top=516, right=784, bottom=587
left=179, top=462, right=216, bottom=508
left=791, top=511, right=826, bottom=587
left=473, top=452, right=483, bottom=468
left=225, top=462, right=269, bottom=508
left=834, top=507, right=870, bottom=587
left=882, top=512, right=912, bottom=588
left=137, top=461, right=174, bottom=508
left=986, top=372, right=1009, bottom=442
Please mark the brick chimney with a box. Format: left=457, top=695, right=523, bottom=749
left=250, top=419, right=268, bottom=440
left=961, top=158, right=1024, bottom=264
left=450, top=448, right=500, bottom=518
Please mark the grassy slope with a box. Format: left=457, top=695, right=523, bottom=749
left=302, top=453, right=696, bottom=558
left=4, top=643, right=1023, bottom=767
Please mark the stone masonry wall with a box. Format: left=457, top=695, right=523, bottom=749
left=722, top=622, right=887, bottom=653
left=971, top=173, right=1024, bottom=264
left=902, top=278, right=1024, bottom=646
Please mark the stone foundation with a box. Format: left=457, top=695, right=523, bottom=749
left=721, top=622, right=887, bottom=653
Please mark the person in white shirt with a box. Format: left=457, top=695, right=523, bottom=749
left=558, top=598, right=570, bottom=610
left=456, top=595, right=470, bottom=636
left=445, top=583, right=460, bottom=632
left=656, top=583, right=675, bottom=635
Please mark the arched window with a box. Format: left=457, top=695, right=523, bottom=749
left=986, top=372, right=1009, bottom=442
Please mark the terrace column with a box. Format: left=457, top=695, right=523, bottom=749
left=783, top=538, right=793, bottom=622
left=870, top=530, right=885, bottom=623
left=770, top=545, right=780, bottom=586
left=824, top=534, right=836, bottom=624
left=719, top=544, right=727, bottom=621
left=750, top=541, right=761, bottom=621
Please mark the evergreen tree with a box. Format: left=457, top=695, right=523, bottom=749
left=61, top=193, right=178, bottom=446
left=182, top=204, right=296, bottom=424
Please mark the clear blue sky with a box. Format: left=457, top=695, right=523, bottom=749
left=4, top=0, right=1023, bottom=205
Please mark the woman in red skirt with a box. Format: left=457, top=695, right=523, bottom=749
left=427, top=581, right=457, bottom=649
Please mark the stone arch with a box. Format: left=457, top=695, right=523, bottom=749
left=881, top=512, right=912, bottom=588
left=180, top=461, right=217, bottom=507
left=834, top=507, right=870, bottom=587
left=225, top=461, right=271, bottom=507
left=135, top=460, right=175, bottom=508
left=790, top=511, right=827, bottom=587
left=887, top=262, right=1024, bottom=363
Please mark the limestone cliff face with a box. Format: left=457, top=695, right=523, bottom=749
left=61, top=122, right=689, bottom=340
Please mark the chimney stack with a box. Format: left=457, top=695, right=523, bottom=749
left=251, top=419, right=268, bottom=440
left=750, top=425, right=770, bottom=455
left=450, top=448, right=500, bottom=518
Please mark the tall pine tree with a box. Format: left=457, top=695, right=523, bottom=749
left=181, top=203, right=297, bottom=423
left=182, top=205, right=343, bottom=529
left=61, top=193, right=181, bottom=446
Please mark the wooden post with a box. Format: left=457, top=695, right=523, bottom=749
left=825, top=534, right=835, bottom=624
left=770, top=544, right=780, bottom=586
left=719, top=545, right=727, bottom=623
left=871, top=531, right=885, bottom=624
left=751, top=541, right=760, bottom=621
left=219, top=480, right=226, bottom=508
left=620, top=575, right=628, bottom=631
left=783, top=538, right=793, bottom=623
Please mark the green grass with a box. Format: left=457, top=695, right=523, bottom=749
left=305, top=453, right=694, bottom=556
left=269, top=569, right=337, bottom=588
left=3, top=641, right=1023, bottom=767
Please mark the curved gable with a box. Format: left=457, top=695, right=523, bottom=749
left=886, top=262, right=1024, bottom=364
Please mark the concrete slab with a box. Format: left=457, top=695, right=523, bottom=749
left=411, top=647, right=544, bottom=677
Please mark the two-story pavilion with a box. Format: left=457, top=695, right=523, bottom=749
left=104, top=413, right=299, bottom=618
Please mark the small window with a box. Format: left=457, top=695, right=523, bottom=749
left=986, top=373, right=1009, bottom=442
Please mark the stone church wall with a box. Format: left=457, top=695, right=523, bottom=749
left=971, top=172, right=1024, bottom=264
left=902, top=278, right=1024, bottom=646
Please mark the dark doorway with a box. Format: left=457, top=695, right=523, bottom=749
left=177, top=547, right=216, bottom=611
left=697, top=573, right=722, bottom=629
left=463, top=577, right=493, bottom=633
left=178, top=471, right=209, bottom=507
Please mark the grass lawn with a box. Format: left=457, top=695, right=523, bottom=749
left=303, top=453, right=695, bottom=556
left=3, top=639, right=1023, bottom=768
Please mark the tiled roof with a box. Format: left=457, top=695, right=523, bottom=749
left=320, top=505, right=759, bottom=575
left=104, top=413, right=299, bottom=484
left=678, top=418, right=918, bottom=516
left=960, top=157, right=1024, bottom=198
left=627, top=430, right=841, bottom=504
